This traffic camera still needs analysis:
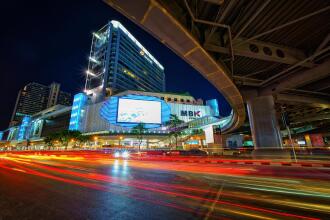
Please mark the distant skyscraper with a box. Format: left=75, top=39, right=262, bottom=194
left=10, top=82, right=72, bottom=126
left=85, top=20, right=165, bottom=102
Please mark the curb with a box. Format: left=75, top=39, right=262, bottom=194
left=131, top=157, right=330, bottom=168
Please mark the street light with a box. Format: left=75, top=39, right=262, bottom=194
left=119, top=136, right=123, bottom=147
left=93, top=136, right=98, bottom=148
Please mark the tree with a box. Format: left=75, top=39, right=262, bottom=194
left=166, top=114, right=184, bottom=149
left=44, top=136, right=53, bottom=149
left=44, top=132, right=60, bottom=149
left=44, top=130, right=86, bottom=150
left=26, top=139, right=31, bottom=150
left=131, top=123, right=147, bottom=152
left=58, top=130, right=70, bottom=149
left=77, top=134, right=92, bottom=148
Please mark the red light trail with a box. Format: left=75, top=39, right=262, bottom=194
left=1, top=152, right=329, bottom=219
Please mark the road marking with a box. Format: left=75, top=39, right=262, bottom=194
left=204, top=182, right=224, bottom=220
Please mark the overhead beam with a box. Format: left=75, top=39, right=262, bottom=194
left=288, top=107, right=326, bottom=117
left=315, top=33, right=330, bottom=54
left=275, top=94, right=330, bottom=108
left=299, top=77, right=330, bottom=92
left=260, top=59, right=330, bottom=95
left=235, top=6, right=330, bottom=46
left=261, top=47, right=329, bottom=86
left=204, top=39, right=314, bottom=67
left=292, top=113, right=330, bottom=124
left=288, top=89, right=330, bottom=98
left=245, top=63, right=281, bottom=77
left=233, top=0, right=271, bottom=41
left=206, top=0, right=237, bottom=43
left=203, top=0, right=224, bottom=5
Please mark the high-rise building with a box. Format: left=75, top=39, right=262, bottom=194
left=85, top=20, right=165, bottom=102
left=10, top=82, right=72, bottom=126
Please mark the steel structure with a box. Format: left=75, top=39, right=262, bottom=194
left=104, top=0, right=330, bottom=133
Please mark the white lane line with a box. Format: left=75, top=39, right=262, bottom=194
left=204, top=182, right=224, bottom=220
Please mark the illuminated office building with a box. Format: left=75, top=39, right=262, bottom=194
left=10, top=82, right=72, bottom=126
left=85, top=20, right=165, bottom=102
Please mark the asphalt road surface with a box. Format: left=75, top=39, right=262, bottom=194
left=0, top=152, right=329, bottom=220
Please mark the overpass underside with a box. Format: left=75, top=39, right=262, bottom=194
left=104, top=0, right=330, bottom=151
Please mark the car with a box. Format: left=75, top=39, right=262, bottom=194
left=113, top=150, right=130, bottom=158
left=179, top=149, right=208, bottom=156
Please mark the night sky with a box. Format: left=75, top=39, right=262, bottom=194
left=0, top=0, right=231, bottom=130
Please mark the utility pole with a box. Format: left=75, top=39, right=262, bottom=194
left=281, top=106, right=297, bottom=162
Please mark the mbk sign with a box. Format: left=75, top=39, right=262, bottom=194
left=180, top=110, right=201, bottom=117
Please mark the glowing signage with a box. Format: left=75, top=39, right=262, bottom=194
left=69, top=93, right=88, bottom=131
left=18, top=116, right=31, bottom=141
left=180, top=110, right=201, bottom=117
left=117, top=98, right=161, bottom=124
left=99, top=95, right=170, bottom=128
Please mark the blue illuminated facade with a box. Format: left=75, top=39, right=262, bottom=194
left=100, top=95, right=170, bottom=129
left=7, top=127, right=19, bottom=141
left=69, top=93, right=89, bottom=131
left=18, top=116, right=31, bottom=140
left=85, top=20, right=165, bottom=98
left=206, top=99, right=220, bottom=117
left=0, top=131, right=3, bottom=141
left=29, top=119, right=43, bottom=139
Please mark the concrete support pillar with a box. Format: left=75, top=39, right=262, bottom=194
left=247, top=96, right=282, bottom=149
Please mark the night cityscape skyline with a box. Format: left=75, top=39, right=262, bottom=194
left=1, top=1, right=329, bottom=219
left=0, top=0, right=230, bottom=130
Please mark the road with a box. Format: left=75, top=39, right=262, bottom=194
left=0, top=152, right=329, bottom=220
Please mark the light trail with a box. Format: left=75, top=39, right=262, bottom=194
left=1, top=152, right=329, bottom=219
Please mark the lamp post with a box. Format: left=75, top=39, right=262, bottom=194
left=70, top=138, right=75, bottom=149
left=281, top=105, right=297, bottom=162
left=119, top=136, right=123, bottom=147
left=93, top=136, right=98, bottom=148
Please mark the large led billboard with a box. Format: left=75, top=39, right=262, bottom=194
left=117, top=98, right=161, bottom=124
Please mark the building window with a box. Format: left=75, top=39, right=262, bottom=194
left=161, top=97, right=164, bottom=100
left=174, top=98, right=177, bottom=101
left=167, top=97, right=171, bottom=101
left=180, top=99, right=184, bottom=102
left=187, top=99, right=190, bottom=102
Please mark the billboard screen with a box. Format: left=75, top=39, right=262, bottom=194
left=117, top=98, right=161, bottom=124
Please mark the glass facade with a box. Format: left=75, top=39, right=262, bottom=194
left=85, top=20, right=165, bottom=98
left=206, top=99, right=220, bottom=117
left=17, top=116, right=31, bottom=141
left=29, top=119, right=43, bottom=139
left=69, top=93, right=89, bottom=131
left=7, top=127, right=19, bottom=141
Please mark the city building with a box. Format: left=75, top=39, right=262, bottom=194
left=10, top=82, right=72, bottom=126
left=0, top=90, right=225, bottom=150
left=1, top=105, right=71, bottom=146
left=84, top=20, right=165, bottom=102
left=66, top=90, right=223, bottom=148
